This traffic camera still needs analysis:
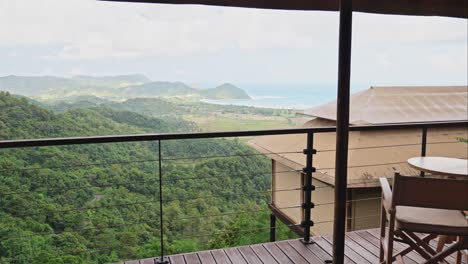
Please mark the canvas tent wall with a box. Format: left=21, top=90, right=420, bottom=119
left=251, top=121, right=467, bottom=187
left=249, top=86, right=468, bottom=235
left=253, top=122, right=467, bottom=235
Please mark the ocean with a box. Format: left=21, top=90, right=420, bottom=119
left=202, top=83, right=367, bottom=110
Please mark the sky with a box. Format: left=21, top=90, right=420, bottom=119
left=0, top=0, right=467, bottom=87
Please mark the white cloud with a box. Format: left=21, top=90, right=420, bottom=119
left=1, top=0, right=337, bottom=58
left=0, top=0, right=466, bottom=84
left=1, top=0, right=465, bottom=59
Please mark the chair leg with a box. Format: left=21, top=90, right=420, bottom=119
left=406, top=231, right=438, bottom=256
left=424, top=237, right=468, bottom=264
left=398, top=231, right=433, bottom=260
left=424, top=242, right=459, bottom=264
left=380, top=206, right=387, bottom=263
left=437, top=235, right=448, bottom=252
left=397, top=244, right=418, bottom=259
left=455, top=251, right=461, bottom=264
left=386, top=217, right=396, bottom=264
left=422, top=234, right=438, bottom=244
left=456, top=236, right=467, bottom=264
left=393, top=232, right=430, bottom=260
left=454, top=236, right=465, bottom=264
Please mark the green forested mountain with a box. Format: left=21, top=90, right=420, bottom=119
left=47, top=95, right=112, bottom=105
left=120, top=82, right=251, bottom=99
left=35, top=96, right=297, bottom=133
left=0, top=75, right=251, bottom=101
left=44, top=97, right=291, bottom=119
left=199, top=83, right=251, bottom=99
left=0, top=93, right=195, bottom=139
left=0, top=92, right=295, bottom=263
left=120, top=81, right=196, bottom=98
left=71, top=75, right=150, bottom=88
left=0, top=75, right=76, bottom=97
left=0, top=75, right=148, bottom=98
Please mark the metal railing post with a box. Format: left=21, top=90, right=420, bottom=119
left=270, top=213, right=276, bottom=242
left=156, top=140, right=169, bottom=264
left=420, top=127, right=427, bottom=177
left=333, top=0, right=353, bottom=262
left=301, top=132, right=316, bottom=244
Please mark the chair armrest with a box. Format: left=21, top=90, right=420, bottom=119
left=379, top=177, right=393, bottom=213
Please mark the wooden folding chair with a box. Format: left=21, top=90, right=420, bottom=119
left=379, top=172, right=468, bottom=264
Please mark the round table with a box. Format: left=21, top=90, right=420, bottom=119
left=407, top=156, right=468, bottom=177
left=407, top=156, right=468, bottom=255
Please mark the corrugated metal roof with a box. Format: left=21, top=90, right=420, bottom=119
left=304, top=86, right=468, bottom=125
left=250, top=86, right=468, bottom=188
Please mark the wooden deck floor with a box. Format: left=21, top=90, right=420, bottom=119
left=120, top=229, right=466, bottom=264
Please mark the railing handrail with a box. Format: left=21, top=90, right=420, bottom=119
left=1, top=119, right=467, bottom=262
left=0, top=120, right=466, bottom=149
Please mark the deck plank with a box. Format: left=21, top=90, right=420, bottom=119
left=169, top=254, right=186, bottom=264
left=139, top=258, right=157, bottom=264
left=347, top=232, right=381, bottom=256
left=344, top=234, right=380, bottom=263
left=366, top=228, right=428, bottom=263
left=210, top=249, right=232, bottom=264
left=354, top=230, right=418, bottom=264
left=299, top=238, right=333, bottom=262
left=224, top=248, right=247, bottom=264
left=287, top=240, right=324, bottom=264
left=274, top=240, right=309, bottom=264
left=313, top=236, right=355, bottom=264
left=263, top=242, right=294, bottom=264
left=184, top=253, right=201, bottom=264
left=250, top=244, right=278, bottom=264
left=323, top=235, right=371, bottom=264
left=118, top=228, right=466, bottom=264
left=197, top=251, right=216, bottom=264
left=237, top=246, right=262, bottom=264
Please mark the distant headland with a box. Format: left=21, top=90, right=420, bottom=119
left=0, top=74, right=251, bottom=101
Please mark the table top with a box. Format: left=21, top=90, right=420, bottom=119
left=407, top=157, right=468, bottom=177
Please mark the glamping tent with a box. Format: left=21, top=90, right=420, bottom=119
left=249, top=86, right=468, bottom=235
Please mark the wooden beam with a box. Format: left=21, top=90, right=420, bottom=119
left=268, top=203, right=304, bottom=236
left=101, top=0, right=468, bottom=18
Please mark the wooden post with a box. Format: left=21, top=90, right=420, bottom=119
left=270, top=213, right=276, bottom=242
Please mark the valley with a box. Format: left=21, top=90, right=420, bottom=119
left=0, top=75, right=303, bottom=263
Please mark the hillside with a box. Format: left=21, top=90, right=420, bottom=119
left=71, top=74, right=150, bottom=88
left=120, top=81, right=251, bottom=99
left=0, top=75, right=148, bottom=98
left=0, top=93, right=196, bottom=139
left=120, top=81, right=195, bottom=98
left=199, top=83, right=251, bottom=99
left=40, top=96, right=299, bottom=132
left=0, top=75, right=251, bottom=100
left=0, top=75, right=75, bottom=97
left=0, top=91, right=294, bottom=263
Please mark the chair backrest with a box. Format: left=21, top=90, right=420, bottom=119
left=392, top=172, right=468, bottom=211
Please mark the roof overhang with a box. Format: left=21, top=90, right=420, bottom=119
left=101, top=0, right=468, bottom=18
